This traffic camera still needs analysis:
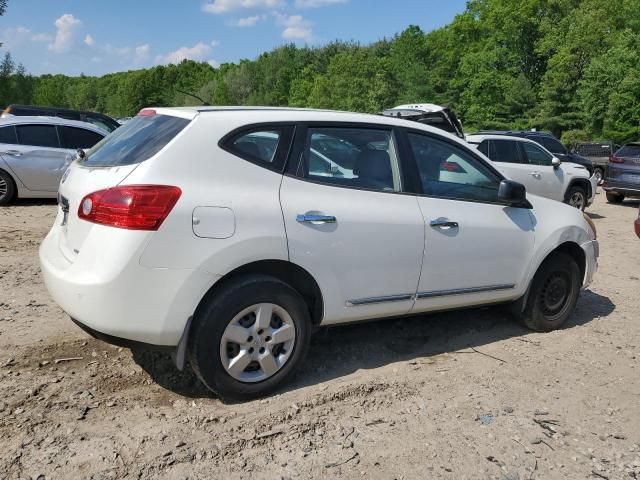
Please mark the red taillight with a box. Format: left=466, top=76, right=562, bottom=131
left=78, top=185, right=181, bottom=231
left=137, top=109, right=157, bottom=117
left=609, top=155, right=624, bottom=164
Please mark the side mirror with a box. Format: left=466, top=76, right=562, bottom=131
left=552, top=157, right=561, bottom=169
left=498, top=180, right=531, bottom=208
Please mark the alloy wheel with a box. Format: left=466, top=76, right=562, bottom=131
left=569, top=191, right=585, bottom=210
left=0, top=176, right=7, bottom=198
left=219, top=303, right=296, bottom=383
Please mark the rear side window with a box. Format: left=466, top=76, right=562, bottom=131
left=521, top=142, right=553, bottom=166
left=616, top=145, right=640, bottom=158
left=82, top=114, right=190, bottom=167
left=230, top=130, right=281, bottom=164
left=489, top=140, right=521, bottom=164
left=59, top=126, right=104, bottom=149
left=16, top=125, right=60, bottom=148
left=84, top=115, right=119, bottom=133
left=0, top=126, right=17, bottom=144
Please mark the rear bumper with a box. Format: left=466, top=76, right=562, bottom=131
left=603, top=180, right=640, bottom=197
left=39, top=224, right=218, bottom=346
left=580, top=239, right=599, bottom=289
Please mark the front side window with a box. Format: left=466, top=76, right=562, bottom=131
left=0, top=126, right=17, bottom=145
left=489, top=140, right=522, bottom=164
left=59, top=126, right=104, bottom=150
left=16, top=125, right=60, bottom=148
left=521, top=142, right=553, bottom=166
left=302, top=127, right=401, bottom=192
left=408, top=132, right=501, bottom=202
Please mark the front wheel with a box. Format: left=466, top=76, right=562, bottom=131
left=188, top=275, right=312, bottom=401
left=0, top=170, right=16, bottom=206
left=518, top=252, right=581, bottom=332
left=565, top=185, right=587, bottom=211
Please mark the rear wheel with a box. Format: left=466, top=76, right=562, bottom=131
left=565, top=185, right=587, bottom=211
left=606, top=192, right=624, bottom=204
left=518, top=252, right=581, bottom=332
left=188, top=275, right=311, bottom=401
left=0, top=170, right=16, bottom=206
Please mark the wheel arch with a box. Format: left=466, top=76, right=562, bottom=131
left=196, top=259, right=324, bottom=327
left=565, top=178, right=592, bottom=202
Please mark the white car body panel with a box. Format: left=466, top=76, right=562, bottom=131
left=39, top=108, right=598, bottom=347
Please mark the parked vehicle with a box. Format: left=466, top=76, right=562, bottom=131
left=381, top=104, right=465, bottom=139
left=603, top=142, right=640, bottom=204
left=474, top=130, right=595, bottom=175
left=40, top=107, right=599, bottom=400
left=2, top=104, right=120, bottom=133
left=0, top=116, right=106, bottom=205
left=574, top=141, right=620, bottom=184
left=466, top=134, right=596, bottom=210
left=635, top=207, right=640, bottom=239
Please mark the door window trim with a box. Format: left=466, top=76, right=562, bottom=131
left=285, top=121, right=417, bottom=196
left=218, top=122, right=296, bottom=173
left=400, top=127, right=510, bottom=206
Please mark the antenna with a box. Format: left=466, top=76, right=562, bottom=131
left=176, top=89, right=210, bottom=106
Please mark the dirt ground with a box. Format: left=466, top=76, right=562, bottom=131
left=0, top=192, right=639, bottom=480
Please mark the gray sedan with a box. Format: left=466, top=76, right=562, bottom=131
left=0, top=116, right=106, bottom=205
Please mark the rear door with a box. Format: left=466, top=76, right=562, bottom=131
left=405, top=130, right=534, bottom=311
left=280, top=124, right=425, bottom=325
left=7, top=124, right=71, bottom=192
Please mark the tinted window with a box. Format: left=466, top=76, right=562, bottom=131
left=408, top=132, right=500, bottom=202
left=0, top=126, right=17, bottom=144
left=616, top=145, right=640, bottom=158
left=476, top=140, right=489, bottom=156
left=16, top=125, right=60, bottom=148
left=230, top=130, right=281, bottom=164
left=531, top=136, right=566, bottom=155
left=59, top=126, right=104, bottom=149
left=521, top=142, right=553, bottom=166
left=489, top=140, right=521, bottom=164
left=302, top=128, right=401, bottom=192
left=84, top=115, right=119, bottom=133
left=82, top=114, right=189, bottom=167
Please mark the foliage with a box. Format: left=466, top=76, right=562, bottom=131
left=0, top=0, right=639, bottom=143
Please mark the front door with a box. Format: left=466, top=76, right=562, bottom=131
left=280, top=125, right=425, bottom=325
left=404, top=130, right=535, bottom=312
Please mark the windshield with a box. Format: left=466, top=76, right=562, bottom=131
left=81, top=114, right=190, bottom=167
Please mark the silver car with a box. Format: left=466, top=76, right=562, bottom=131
left=0, top=116, right=106, bottom=205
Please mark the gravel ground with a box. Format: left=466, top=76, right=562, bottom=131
left=0, top=193, right=639, bottom=480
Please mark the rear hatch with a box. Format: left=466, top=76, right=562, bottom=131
left=57, top=109, right=193, bottom=261
left=608, top=144, right=640, bottom=184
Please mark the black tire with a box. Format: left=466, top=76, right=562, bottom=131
left=518, top=252, right=581, bottom=332
left=188, top=274, right=312, bottom=401
left=606, top=192, right=624, bottom=204
left=0, top=170, right=16, bottom=206
left=594, top=167, right=604, bottom=185
left=565, top=185, right=587, bottom=211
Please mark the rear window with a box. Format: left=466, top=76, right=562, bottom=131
left=616, top=145, right=640, bottom=158
left=81, top=114, right=190, bottom=167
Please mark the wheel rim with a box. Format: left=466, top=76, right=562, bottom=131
left=595, top=170, right=603, bottom=185
left=219, top=303, right=296, bottom=383
left=539, top=272, right=570, bottom=318
left=569, top=191, right=585, bottom=210
left=0, top=177, right=7, bottom=198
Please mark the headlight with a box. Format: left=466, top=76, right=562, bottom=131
left=582, top=212, right=597, bottom=240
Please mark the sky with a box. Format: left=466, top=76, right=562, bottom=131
left=0, top=0, right=468, bottom=77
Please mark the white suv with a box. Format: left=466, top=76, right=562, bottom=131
left=466, top=134, right=597, bottom=210
left=40, top=108, right=599, bottom=400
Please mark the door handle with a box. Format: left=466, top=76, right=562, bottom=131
left=3, top=150, right=22, bottom=157
left=430, top=219, right=459, bottom=229
left=530, top=171, right=541, bottom=178
left=296, top=214, right=337, bottom=224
